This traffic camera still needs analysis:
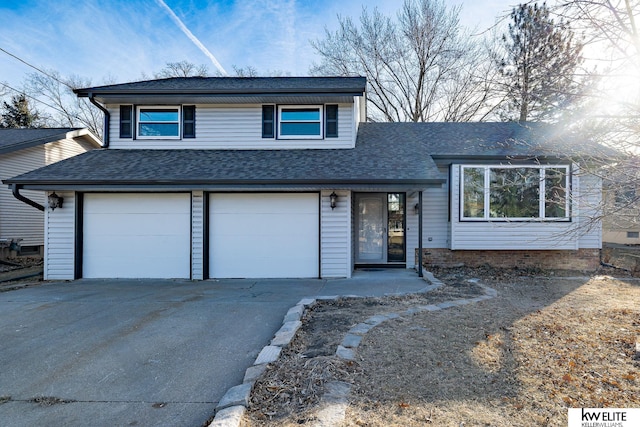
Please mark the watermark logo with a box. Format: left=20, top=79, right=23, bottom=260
left=568, top=408, right=640, bottom=427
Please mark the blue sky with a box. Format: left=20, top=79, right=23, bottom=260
left=0, top=0, right=517, bottom=90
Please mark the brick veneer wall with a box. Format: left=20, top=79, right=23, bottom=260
left=418, top=248, right=601, bottom=271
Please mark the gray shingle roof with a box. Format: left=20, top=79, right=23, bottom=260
left=74, top=77, right=367, bottom=96
left=5, top=123, right=441, bottom=188
left=5, top=122, right=610, bottom=189
left=360, top=121, right=615, bottom=159
left=0, top=128, right=81, bottom=154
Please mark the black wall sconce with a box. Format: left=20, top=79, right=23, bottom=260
left=330, top=192, right=338, bottom=210
left=48, top=192, right=64, bottom=211
left=414, top=203, right=420, bottom=215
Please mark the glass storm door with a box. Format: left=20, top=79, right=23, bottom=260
left=355, top=193, right=406, bottom=264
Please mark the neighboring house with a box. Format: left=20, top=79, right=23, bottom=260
left=4, top=77, right=607, bottom=280
left=601, top=165, right=640, bottom=245
left=0, top=128, right=102, bottom=255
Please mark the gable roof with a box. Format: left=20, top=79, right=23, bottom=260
left=74, top=77, right=367, bottom=104
left=0, top=128, right=102, bottom=155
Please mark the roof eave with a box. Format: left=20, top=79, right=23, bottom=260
left=7, top=178, right=446, bottom=191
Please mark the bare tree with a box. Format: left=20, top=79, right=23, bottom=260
left=23, top=71, right=105, bottom=138
left=154, top=60, right=210, bottom=78
left=310, top=0, right=499, bottom=122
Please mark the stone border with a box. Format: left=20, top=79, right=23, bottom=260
left=208, top=273, right=496, bottom=427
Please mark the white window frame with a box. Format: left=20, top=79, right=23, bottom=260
left=459, top=164, right=571, bottom=222
left=277, top=105, right=323, bottom=139
left=136, top=106, right=181, bottom=139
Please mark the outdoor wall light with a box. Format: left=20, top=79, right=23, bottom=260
left=48, top=192, right=63, bottom=211
left=330, top=192, right=338, bottom=210
left=414, top=203, right=420, bottom=215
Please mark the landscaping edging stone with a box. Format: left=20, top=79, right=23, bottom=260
left=208, top=272, right=496, bottom=427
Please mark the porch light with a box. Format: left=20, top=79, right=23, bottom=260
left=330, top=192, right=338, bottom=210
left=414, top=203, right=420, bottom=215
left=48, top=192, right=63, bottom=211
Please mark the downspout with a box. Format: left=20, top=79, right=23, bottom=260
left=11, top=184, right=44, bottom=211
left=88, top=92, right=110, bottom=148
left=418, top=190, right=423, bottom=277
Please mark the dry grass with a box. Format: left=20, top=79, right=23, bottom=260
left=245, top=268, right=640, bottom=427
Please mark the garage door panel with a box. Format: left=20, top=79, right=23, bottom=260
left=210, top=193, right=319, bottom=278
left=84, top=217, right=190, bottom=238
left=83, top=193, right=191, bottom=279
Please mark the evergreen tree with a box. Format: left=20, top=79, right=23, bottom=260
left=0, top=94, right=41, bottom=128
left=496, top=2, right=584, bottom=122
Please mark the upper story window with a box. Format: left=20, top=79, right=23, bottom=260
left=138, top=107, right=180, bottom=139
left=119, top=105, right=195, bottom=139
left=460, top=165, right=570, bottom=221
left=278, top=105, right=323, bottom=139
left=262, top=105, right=339, bottom=140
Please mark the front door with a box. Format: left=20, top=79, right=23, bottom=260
left=355, top=193, right=406, bottom=264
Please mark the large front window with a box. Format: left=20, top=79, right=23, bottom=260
left=278, top=106, right=322, bottom=139
left=460, top=165, right=570, bottom=221
left=137, top=107, right=180, bottom=138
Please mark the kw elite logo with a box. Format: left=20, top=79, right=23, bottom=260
left=568, top=408, right=640, bottom=427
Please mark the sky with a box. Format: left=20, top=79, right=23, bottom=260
left=0, top=0, right=518, bottom=92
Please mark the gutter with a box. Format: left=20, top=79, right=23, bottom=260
left=88, top=92, right=110, bottom=148
left=11, top=184, right=44, bottom=212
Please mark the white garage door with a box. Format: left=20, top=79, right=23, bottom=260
left=83, top=193, right=191, bottom=278
left=209, top=193, right=319, bottom=278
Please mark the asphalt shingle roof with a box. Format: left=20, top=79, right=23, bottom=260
left=0, top=128, right=81, bottom=154
left=74, top=77, right=367, bottom=96
left=5, top=122, right=610, bottom=189
left=360, top=121, right=614, bottom=159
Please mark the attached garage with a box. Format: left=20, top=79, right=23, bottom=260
left=82, top=193, right=191, bottom=278
left=209, top=193, right=319, bottom=278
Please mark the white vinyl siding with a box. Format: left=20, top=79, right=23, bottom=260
left=44, top=191, right=76, bottom=280
left=577, top=172, right=603, bottom=249
left=0, top=146, right=44, bottom=246
left=0, top=139, right=94, bottom=247
left=450, top=164, right=602, bottom=250
left=209, top=193, right=319, bottom=278
left=191, top=191, right=205, bottom=280
left=406, top=176, right=450, bottom=267
left=321, top=190, right=351, bottom=278
left=108, top=104, right=355, bottom=149
left=82, top=193, right=191, bottom=278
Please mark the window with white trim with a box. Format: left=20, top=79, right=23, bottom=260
left=137, top=106, right=180, bottom=139
left=278, top=105, right=323, bottom=139
left=460, top=165, right=570, bottom=221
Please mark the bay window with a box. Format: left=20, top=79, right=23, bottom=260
left=460, top=165, right=570, bottom=221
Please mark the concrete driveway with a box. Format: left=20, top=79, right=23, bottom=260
left=0, top=270, right=428, bottom=427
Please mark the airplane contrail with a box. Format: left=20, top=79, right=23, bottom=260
left=155, top=0, right=228, bottom=76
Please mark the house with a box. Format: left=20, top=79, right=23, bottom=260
left=601, top=167, right=640, bottom=245
left=4, top=77, right=606, bottom=280
left=0, top=128, right=102, bottom=256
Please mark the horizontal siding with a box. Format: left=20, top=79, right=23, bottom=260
left=577, top=172, right=603, bottom=249
left=450, top=165, right=594, bottom=250
left=1, top=139, right=94, bottom=247
left=108, top=104, right=355, bottom=149
left=423, top=167, right=450, bottom=248
left=45, top=191, right=75, bottom=280
left=0, top=146, right=45, bottom=246
left=45, top=137, right=95, bottom=164
left=321, top=190, right=351, bottom=278
left=192, top=191, right=204, bottom=280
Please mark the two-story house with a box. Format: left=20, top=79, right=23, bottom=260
left=5, top=77, right=606, bottom=280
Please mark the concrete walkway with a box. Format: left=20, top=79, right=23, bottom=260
left=0, top=269, right=427, bottom=427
